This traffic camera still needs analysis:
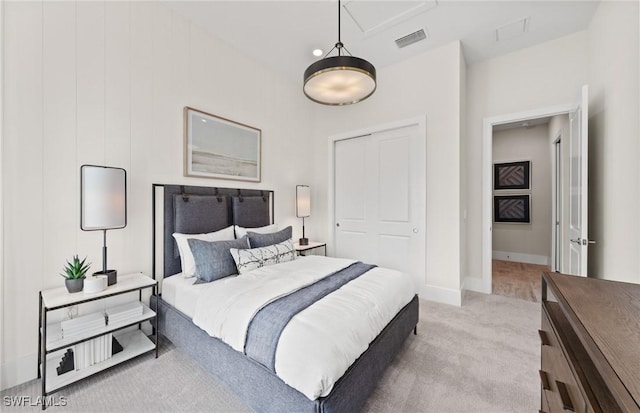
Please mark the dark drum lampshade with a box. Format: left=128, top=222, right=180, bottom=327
left=81, top=165, right=127, bottom=286
left=303, top=0, right=376, bottom=106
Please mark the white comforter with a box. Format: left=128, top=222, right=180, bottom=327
left=192, top=255, right=416, bottom=400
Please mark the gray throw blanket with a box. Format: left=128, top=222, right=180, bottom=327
left=244, top=262, right=376, bottom=371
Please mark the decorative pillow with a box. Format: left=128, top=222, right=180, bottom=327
left=188, top=236, right=250, bottom=283
left=247, top=226, right=292, bottom=248
left=173, top=226, right=236, bottom=277
left=235, top=223, right=278, bottom=239
left=230, top=239, right=296, bottom=274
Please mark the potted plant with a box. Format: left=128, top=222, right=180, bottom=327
left=60, top=255, right=91, bottom=293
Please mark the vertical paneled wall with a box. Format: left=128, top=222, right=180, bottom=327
left=1, top=1, right=313, bottom=388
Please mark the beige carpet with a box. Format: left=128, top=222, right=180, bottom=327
left=492, top=259, right=550, bottom=302
left=1, top=292, right=540, bottom=413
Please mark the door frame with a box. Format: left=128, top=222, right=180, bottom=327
left=327, top=115, right=426, bottom=265
left=481, top=105, right=575, bottom=294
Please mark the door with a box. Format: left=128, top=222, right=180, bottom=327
left=568, top=85, right=590, bottom=276
left=333, top=124, right=425, bottom=291
left=552, top=138, right=562, bottom=272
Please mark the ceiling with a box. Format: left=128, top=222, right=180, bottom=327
left=163, top=1, right=600, bottom=83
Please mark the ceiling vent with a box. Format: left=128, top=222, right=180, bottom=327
left=395, top=29, right=427, bottom=49
left=495, top=17, right=530, bottom=42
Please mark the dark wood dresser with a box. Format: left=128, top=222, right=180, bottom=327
left=540, top=272, right=640, bottom=412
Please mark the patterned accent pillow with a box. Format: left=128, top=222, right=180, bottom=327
left=188, top=236, right=250, bottom=283
left=230, top=239, right=296, bottom=274
left=247, top=226, right=292, bottom=248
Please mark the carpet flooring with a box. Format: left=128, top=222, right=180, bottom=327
left=1, top=292, right=540, bottom=413
left=492, top=259, right=550, bottom=302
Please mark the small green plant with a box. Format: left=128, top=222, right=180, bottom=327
left=60, top=255, right=91, bottom=280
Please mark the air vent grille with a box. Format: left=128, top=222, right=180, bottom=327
left=395, top=29, right=427, bottom=49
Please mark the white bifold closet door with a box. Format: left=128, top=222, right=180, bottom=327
left=334, top=124, right=425, bottom=291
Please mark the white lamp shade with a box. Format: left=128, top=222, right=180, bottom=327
left=296, top=185, right=311, bottom=218
left=81, top=165, right=127, bottom=230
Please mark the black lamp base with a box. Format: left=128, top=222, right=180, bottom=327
left=299, top=238, right=309, bottom=246
left=94, top=269, right=117, bottom=286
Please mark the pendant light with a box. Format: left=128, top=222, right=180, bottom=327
left=303, top=0, right=376, bottom=106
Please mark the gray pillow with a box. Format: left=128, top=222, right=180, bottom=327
left=247, top=226, right=292, bottom=248
left=188, top=236, right=250, bottom=283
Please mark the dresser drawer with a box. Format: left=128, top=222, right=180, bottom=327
left=541, top=307, right=588, bottom=413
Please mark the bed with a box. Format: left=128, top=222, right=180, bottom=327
left=151, top=184, right=419, bottom=413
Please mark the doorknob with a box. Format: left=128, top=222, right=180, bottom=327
left=413, top=228, right=419, bottom=234
left=336, top=223, right=340, bottom=227
left=570, top=238, right=597, bottom=245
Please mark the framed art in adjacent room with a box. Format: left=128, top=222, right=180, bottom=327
left=494, top=194, right=531, bottom=223
left=493, top=161, right=530, bottom=190
left=184, top=107, right=261, bottom=182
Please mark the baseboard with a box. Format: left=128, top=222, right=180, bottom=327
left=1, top=352, right=37, bottom=391
left=419, top=284, right=462, bottom=307
left=492, top=251, right=549, bottom=266
left=463, top=276, right=487, bottom=294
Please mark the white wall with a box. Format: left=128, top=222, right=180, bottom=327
left=311, top=41, right=464, bottom=305
left=492, top=125, right=551, bottom=264
left=587, top=0, right=640, bottom=282
left=1, top=1, right=313, bottom=390
left=465, top=32, right=589, bottom=285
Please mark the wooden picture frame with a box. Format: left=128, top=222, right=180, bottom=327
left=494, top=195, right=531, bottom=223
left=184, top=107, right=261, bottom=182
left=494, top=161, right=530, bottom=190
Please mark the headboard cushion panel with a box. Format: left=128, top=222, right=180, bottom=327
left=174, top=195, right=230, bottom=233
left=232, top=196, right=270, bottom=228
left=173, top=194, right=230, bottom=258
left=161, top=185, right=273, bottom=278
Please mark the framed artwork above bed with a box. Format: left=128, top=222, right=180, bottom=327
left=184, top=107, right=261, bottom=182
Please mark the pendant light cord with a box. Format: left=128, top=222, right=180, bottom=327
left=322, top=0, right=353, bottom=59
left=338, top=0, right=341, bottom=56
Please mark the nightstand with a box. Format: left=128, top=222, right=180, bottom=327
left=38, top=273, right=157, bottom=409
left=294, top=241, right=327, bottom=256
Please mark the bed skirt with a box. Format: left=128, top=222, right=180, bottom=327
left=152, top=294, right=419, bottom=413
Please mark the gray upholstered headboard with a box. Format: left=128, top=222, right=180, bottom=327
left=152, top=184, right=274, bottom=279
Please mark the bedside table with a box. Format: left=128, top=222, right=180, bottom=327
left=38, top=273, right=157, bottom=409
left=294, top=241, right=327, bottom=256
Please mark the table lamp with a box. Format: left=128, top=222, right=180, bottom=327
left=296, top=185, right=310, bottom=246
left=81, top=165, right=127, bottom=286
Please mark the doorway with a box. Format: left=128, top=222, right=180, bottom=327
left=481, top=101, right=584, bottom=294
left=490, top=119, right=554, bottom=301
left=328, top=117, right=426, bottom=294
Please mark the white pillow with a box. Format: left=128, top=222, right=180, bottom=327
left=173, top=226, right=236, bottom=277
left=234, top=223, right=277, bottom=239
left=230, top=239, right=295, bottom=274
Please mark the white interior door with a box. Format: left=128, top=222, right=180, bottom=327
left=552, top=138, right=562, bottom=272
left=333, top=124, right=425, bottom=291
left=568, top=85, right=590, bottom=276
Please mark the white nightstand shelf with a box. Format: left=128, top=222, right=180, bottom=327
left=38, top=273, right=158, bottom=409
left=43, top=305, right=156, bottom=352
left=42, top=329, right=154, bottom=393
left=294, top=241, right=327, bottom=256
